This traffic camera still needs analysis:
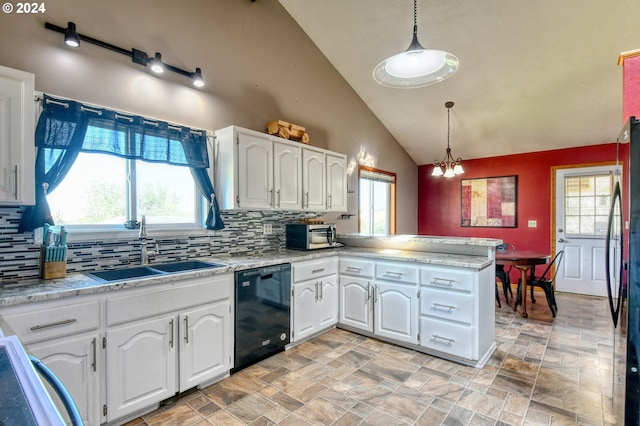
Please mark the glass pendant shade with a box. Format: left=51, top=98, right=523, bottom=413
left=453, top=162, right=464, bottom=174
left=443, top=167, right=455, bottom=178
left=373, top=1, right=458, bottom=88
left=431, top=165, right=444, bottom=176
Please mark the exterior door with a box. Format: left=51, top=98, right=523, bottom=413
left=555, top=165, right=619, bottom=296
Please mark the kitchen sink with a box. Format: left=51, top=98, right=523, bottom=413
left=85, top=260, right=226, bottom=283
left=149, top=260, right=225, bottom=273
left=85, top=267, right=164, bottom=282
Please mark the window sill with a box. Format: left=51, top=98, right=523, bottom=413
left=34, top=225, right=213, bottom=245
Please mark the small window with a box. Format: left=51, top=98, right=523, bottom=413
left=358, top=166, right=396, bottom=235
left=564, top=174, right=612, bottom=236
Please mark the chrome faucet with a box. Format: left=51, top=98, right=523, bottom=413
left=139, top=215, right=154, bottom=265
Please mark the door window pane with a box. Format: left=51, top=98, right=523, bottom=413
left=564, top=174, right=612, bottom=237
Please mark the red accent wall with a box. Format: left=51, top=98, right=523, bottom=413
left=623, top=55, right=640, bottom=120
left=418, top=143, right=628, bottom=257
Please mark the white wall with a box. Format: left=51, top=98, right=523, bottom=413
left=0, top=0, right=418, bottom=233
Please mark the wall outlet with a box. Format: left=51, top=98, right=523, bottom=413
left=263, top=223, right=273, bottom=235
left=528, top=220, right=537, bottom=228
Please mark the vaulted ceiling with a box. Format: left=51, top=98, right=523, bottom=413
left=279, top=0, right=639, bottom=166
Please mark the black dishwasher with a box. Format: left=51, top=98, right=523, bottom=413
left=233, top=263, right=291, bottom=372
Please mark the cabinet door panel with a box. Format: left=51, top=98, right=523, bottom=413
left=339, top=276, right=373, bottom=332
left=237, top=131, right=273, bottom=208
left=106, top=315, right=177, bottom=421
left=292, top=281, right=318, bottom=342
left=179, top=302, right=231, bottom=391
left=374, top=282, right=418, bottom=344
left=28, top=333, right=101, bottom=426
left=302, top=148, right=326, bottom=210
left=420, top=317, right=474, bottom=360
left=317, top=276, right=338, bottom=330
left=326, top=154, right=347, bottom=212
left=274, top=141, right=302, bottom=209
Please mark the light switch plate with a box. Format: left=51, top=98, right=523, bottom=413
left=528, top=220, right=537, bottom=228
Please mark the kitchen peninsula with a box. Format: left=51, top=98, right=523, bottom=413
left=0, top=234, right=500, bottom=425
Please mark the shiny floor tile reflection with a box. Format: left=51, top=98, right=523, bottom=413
left=125, top=291, right=621, bottom=425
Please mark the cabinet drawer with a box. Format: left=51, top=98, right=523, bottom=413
left=420, top=287, right=474, bottom=324
left=292, top=257, right=337, bottom=282
left=106, top=274, right=232, bottom=326
left=420, top=266, right=475, bottom=293
left=339, top=258, right=375, bottom=278
left=420, top=317, right=474, bottom=360
left=376, top=262, right=418, bottom=284
left=1, top=300, right=100, bottom=344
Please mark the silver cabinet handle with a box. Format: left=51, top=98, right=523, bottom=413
left=276, top=189, right=281, bottom=207
left=169, top=319, right=174, bottom=348
left=184, top=316, right=189, bottom=344
left=384, top=271, right=405, bottom=277
left=312, top=268, right=325, bottom=274
left=30, top=318, right=77, bottom=331
left=346, top=266, right=362, bottom=272
left=366, top=282, right=371, bottom=301
left=319, top=281, right=323, bottom=301
left=269, top=188, right=273, bottom=206
left=432, top=303, right=456, bottom=312
left=14, top=165, right=19, bottom=200
left=374, top=285, right=378, bottom=303
left=327, top=193, right=332, bottom=209
left=305, top=191, right=309, bottom=208
left=91, top=338, right=97, bottom=372
left=431, top=334, right=455, bottom=345
left=315, top=282, right=319, bottom=301
left=431, top=277, right=455, bottom=287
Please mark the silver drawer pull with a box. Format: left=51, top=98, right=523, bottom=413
left=312, top=268, right=325, bottom=274
left=432, top=303, right=456, bottom=312
left=431, top=277, right=456, bottom=287
left=431, top=334, right=455, bottom=345
left=30, top=318, right=77, bottom=331
left=346, top=266, right=362, bottom=272
left=384, top=271, right=405, bottom=277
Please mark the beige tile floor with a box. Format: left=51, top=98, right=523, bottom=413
left=124, top=290, right=622, bottom=425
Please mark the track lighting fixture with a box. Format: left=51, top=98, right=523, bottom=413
left=149, top=52, right=164, bottom=74
left=44, top=21, right=205, bottom=88
left=64, top=22, right=80, bottom=48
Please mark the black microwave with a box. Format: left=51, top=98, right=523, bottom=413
left=285, top=224, right=337, bottom=250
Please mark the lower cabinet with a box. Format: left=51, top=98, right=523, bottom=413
left=105, top=274, right=233, bottom=422
left=374, top=281, right=418, bottom=345
left=291, top=257, right=338, bottom=343
left=338, top=276, right=373, bottom=332
left=28, top=332, right=101, bottom=426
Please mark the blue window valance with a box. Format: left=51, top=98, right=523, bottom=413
left=18, top=94, right=224, bottom=232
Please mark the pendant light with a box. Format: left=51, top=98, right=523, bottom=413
left=373, top=0, right=459, bottom=88
left=432, top=101, right=463, bottom=177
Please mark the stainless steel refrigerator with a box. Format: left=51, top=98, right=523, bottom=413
left=609, top=117, right=640, bottom=424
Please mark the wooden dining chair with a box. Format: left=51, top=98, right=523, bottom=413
left=525, top=250, right=564, bottom=317
left=495, top=243, right=515, bottom=307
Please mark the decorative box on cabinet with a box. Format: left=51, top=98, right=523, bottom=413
left=291, top=257, right=338, bottom=342
left=0, top=65, right=35, bottom=205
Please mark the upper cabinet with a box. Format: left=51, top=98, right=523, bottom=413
left=214, top=125, right=347, bottom=212
left=0, top=66, right=35, bottom=205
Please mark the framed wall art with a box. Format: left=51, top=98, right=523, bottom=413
left=461, top=175, right=517, bottom=227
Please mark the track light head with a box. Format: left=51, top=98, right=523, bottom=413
left=149, top=52, right=164, bottom=74
left=64, top=22, right=80, bottom=48
left=192, top=68, right=205, bottom=87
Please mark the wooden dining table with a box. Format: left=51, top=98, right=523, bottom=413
left=495, top=251, right=551, bottom=318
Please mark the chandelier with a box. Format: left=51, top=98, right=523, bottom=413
left=432, top=101, right=464, bottom=177
left=373, top=0, right=459, bottom=88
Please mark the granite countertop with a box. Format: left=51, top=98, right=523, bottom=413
left=0, top=247, right=493, bottom=307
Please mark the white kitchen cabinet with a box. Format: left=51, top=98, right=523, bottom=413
left=291, top=257, right=338, bottom=342
left=106, top=314, right=177, bottom=421
left=302, top=147, right=326, bottom=211
left=326, top=153, right=347, bottom=212
left=105, top=274, right=233, bottom=421
left=215, top=125, right=347, bottom=212
left=0, top=297, right=102, bottom=426
left=419, top=264, right=495, bottom=367
left=0, top=65, right=35, bottom=205
left=374, top=281, right=418, bottom=345
left=339, top=258, right=418, bottom=345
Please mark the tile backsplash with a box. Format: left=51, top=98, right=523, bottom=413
left=0, top=206, right=321, bottom=283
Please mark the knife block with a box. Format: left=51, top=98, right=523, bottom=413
left=39, top=246, right=67, bottom=279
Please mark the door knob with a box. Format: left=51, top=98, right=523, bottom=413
left=558, top=238, right=568, bottom=243
left=558, top=228, right=564, bottom=233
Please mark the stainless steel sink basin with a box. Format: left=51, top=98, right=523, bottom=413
left=85, top=267, right=164, bottom=282
left=150, top=260, right=224, bottom=273
left=84, top=260, right=226, bottom=283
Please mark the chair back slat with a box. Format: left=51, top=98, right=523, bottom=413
left=536, top=250, right=564, bottom=282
